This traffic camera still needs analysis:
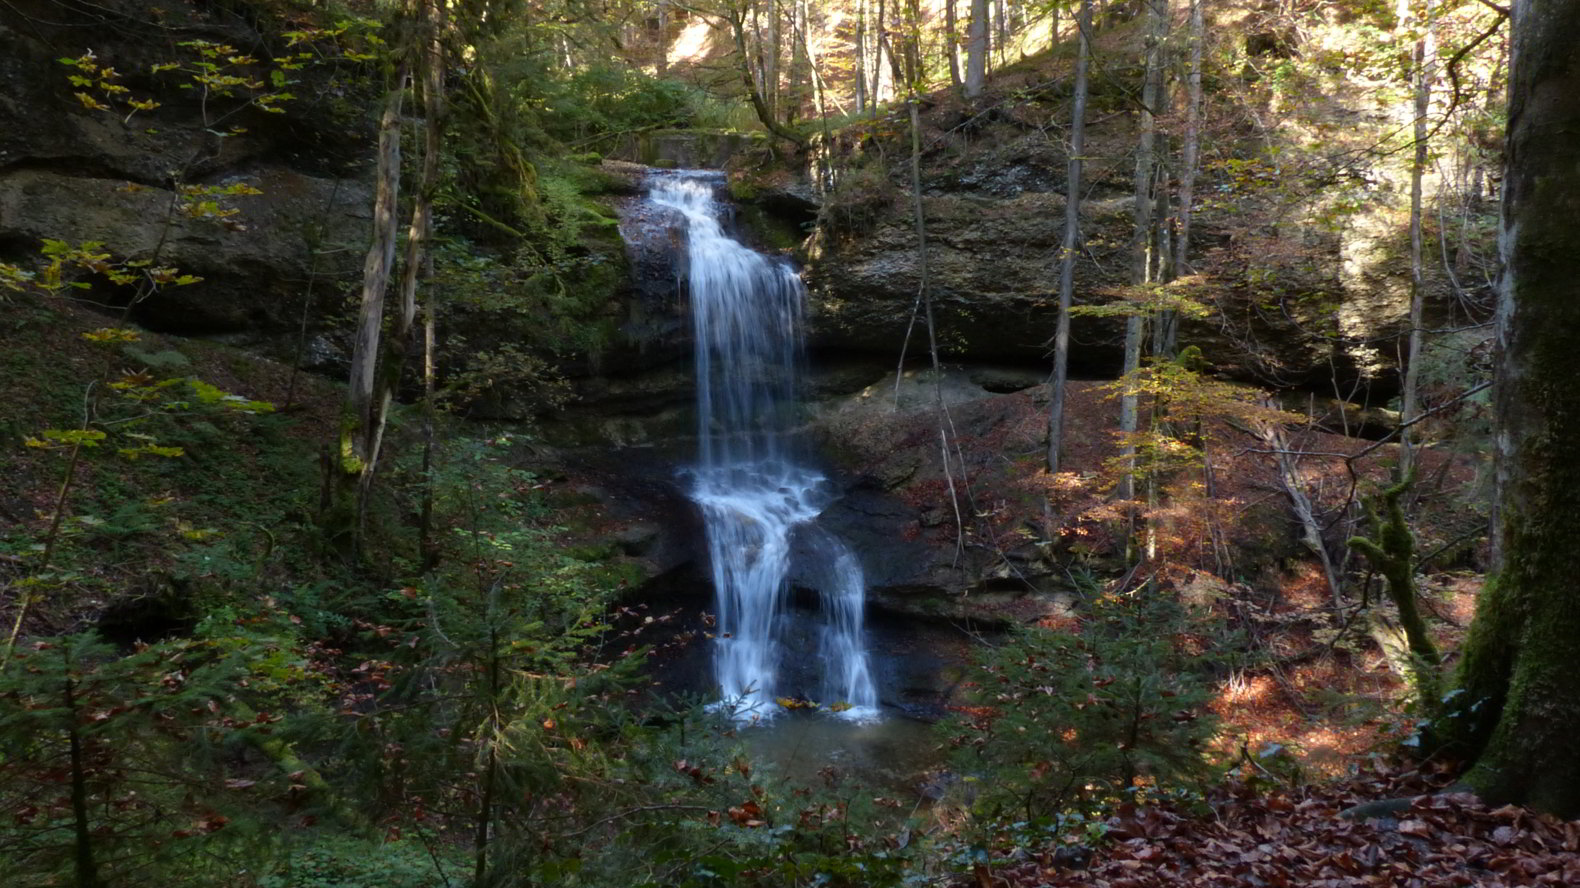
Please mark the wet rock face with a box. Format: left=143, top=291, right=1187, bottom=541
left=612, top=182, right=691, bottom=367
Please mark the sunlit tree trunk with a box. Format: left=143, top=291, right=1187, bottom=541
left=965, top=0, right=989, bottom=98
left=994, top=0, right=1008, bottom=66
left=1118, top=0, right=1166, bottom=503
left=1174, top=0, right=1203, bottom=276
left=855, top=0, right=869, bottom=112
left=872, top=0, right=888, bottom=108
left=788, top=0, right=809, bottom=119
left=1445, top=0, right=1580, bottom=818
left=946, top=0, right=963, bottom=93
left=1047, top=0, right=1090, bottom=473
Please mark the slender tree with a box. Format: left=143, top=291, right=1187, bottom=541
left=1117, top=0, right=1167, bottom=502
left=1398, top=0, right=1436, bottom=480
left=1173, top=0, right=1203, bottom=276
left=946, top=0, right=963, bottom=92
left=1047, top=0, right=1091, bottom=473
left=965, top=0, right=990, bottom=98
left=336, top=59, right=407, bottom=540
left=855, top=0, right=869, bottom=112
left=657, top=0, right=670, bottom=76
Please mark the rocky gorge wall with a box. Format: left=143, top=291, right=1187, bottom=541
left=0, top=0, right=375, bottom=349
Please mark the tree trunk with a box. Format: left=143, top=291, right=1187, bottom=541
left=1446, top=0, right=1580, bottom=818
left=1349, top=476, right=1442, bottom=704
left=965, top=0, right=989, bottom=98
left=1398, top=1, right=1436, bottom=480
left=1174, top=0, right=1203, bottom=276
left=657, top=0, right=669, bottom=76
left=855, top=0, right=868, bottom=113
left=365, top=2, right=445, bottom=504
left=901, top=0, right=923, bottom=90
left=62, top=652, right=103, bottom=888
left=1118, top=0, right=1166, bottom=502
left=788, top=0, right=810, bottom=120
left=946, top=0, right=963, bottom=93
left=335, top=63, right=406, bottom=540
left=872, top=0, right=888, bottom=109
left=1047, top=0, right=1090, bottom=473
left=994, top=0, right=1008, bottom=67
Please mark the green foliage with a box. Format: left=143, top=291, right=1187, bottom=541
left=819, top=162, right=899, bottom=239
left=945, top=586, right=1229, bottom=826
left=260, top=836, right=464, bottom=888
left=1104, top=348, right=1302, bottom=481
left=0, top=625, right=328, bottom=886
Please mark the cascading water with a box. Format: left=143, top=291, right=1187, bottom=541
left=648, top=170, right=878, bottom=722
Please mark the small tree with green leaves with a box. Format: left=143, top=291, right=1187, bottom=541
left=945, top=584, right=1229, bottom=829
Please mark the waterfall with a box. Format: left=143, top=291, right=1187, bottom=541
left=648, top=171, right=878, bottom=722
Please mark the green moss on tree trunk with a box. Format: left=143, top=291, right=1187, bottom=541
left=1439, top=0, right=1580, bottom=818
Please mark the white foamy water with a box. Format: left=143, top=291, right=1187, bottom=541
left=648, top=171, right=878, bottom=723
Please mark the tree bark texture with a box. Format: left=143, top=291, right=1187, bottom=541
left=965, top=0, right=989, bottom=98
left=1447, top=0, right=1580, bottom=818
left=1118, top=0, right=1166, bottom=501
left=1173, top=0, right=1203, bottom=275
left=1398, top=1, right=1436, bottom=480
left=1047, top=0, right=1090, bottom=473
left=946, top=0, right=963, bottom=92
left=336, top=63, right=406, bottom=535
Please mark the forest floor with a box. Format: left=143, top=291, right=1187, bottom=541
left=962, top=765, right=1580, bottom=887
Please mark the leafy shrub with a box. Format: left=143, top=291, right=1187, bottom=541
left=945, top=585, right=1231, bottom=825
left=819, top=162, right=898, bottom=239
left=259, top=835, right=463, bottom=888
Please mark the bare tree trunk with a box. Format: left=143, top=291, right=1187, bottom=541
left=787, top=0, right=808, bottom=120
left=1174, top=0, right=1203, bottom=275
left=336, top=63, right=406, bottom=539
left=419, top=253, right=438, bottom=572
left=1047, top=0, right=1090, bottom=473
left=366, top=4, right=446, bottom=504
left=1399, top=0, right=1436, bottom=480
left=63, top=649, right=103, bottom=888
left=763, top=0, right=781, bottom=119
left=965, top=0, right=990, bottom=98
left=994, top=0, right=1009, bottom=67
left=855, top=0, right=869, bottom=113
left=1118, top=0, right=1166, bottom=503
left=901, top=0, right=923, bottom=89
left=946, top=0, right=963, bottom=92
left=657, top=0, right=669, bottom=76
left=872, top=0, right=888, bottom=108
